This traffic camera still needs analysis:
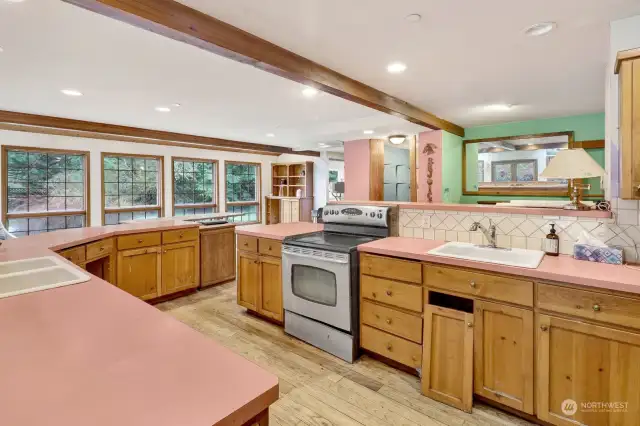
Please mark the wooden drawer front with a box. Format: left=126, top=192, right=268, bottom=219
left=361, top=275, right=423, bottom=313
left=86, top=238, right=113, bottom=260
left=162, top=228, right=199, bottom=245
left=361, top=325, right=422, bottom=368
left=237, top=235, right=258, bottom=253
left=59, top=246, right=86, bottom=264
left=537, top=283, right=640, bottom=329
left=117, top=232, right=162, bottom=251
left=361, top=254, right=422, bottom=284
left=425, top=265, right=533, bottom=307
left=362, top=300, right=423, bottom=343
left=258, top=238, right=282, bottom=257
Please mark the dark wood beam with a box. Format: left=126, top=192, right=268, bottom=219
left=0, top=110, right=320, bottom=157
left=60, top=0, right=465, bottom=137
left=573, top=139, right=605, bottom=149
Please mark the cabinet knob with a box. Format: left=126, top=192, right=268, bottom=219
left=593, top=304, right=601, bottom=312
left=386, top=290, right=392, bottom=296
left=386, top=318, right=392, bottom=325
left=470, top=281, right=477, bottom=288
left=386, top=343, right=393, bottom=351
left=163, top=250, right=167, bottom=254
left=467, top=322, right=473, bottom=328
left=268, top=246, right=272, bottom=251
left=243, top=242, right=248, bottom=246
left=100, top=247, right=105, bottom=251
left=372, top=292, right=377, bottom=298
left=540, top=325, right=549, bottom=332
left=137, top=239, right=143, bottom=243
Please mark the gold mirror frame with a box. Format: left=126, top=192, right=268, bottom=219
left=462, top=131, right=604, bottom=198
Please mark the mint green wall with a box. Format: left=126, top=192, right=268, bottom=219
left=449, top=113, right=605, bottom=204
left=442, top=131, right=463, bottom=203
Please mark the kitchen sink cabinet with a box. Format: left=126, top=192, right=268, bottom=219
left=117, top=246, right=162, bottom=300
left=161, top=240, right=199, bottom=295
left=474, top=301, right=534, bottom=414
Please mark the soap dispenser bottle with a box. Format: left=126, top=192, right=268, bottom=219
left=544, top=224, right=559, bottom=256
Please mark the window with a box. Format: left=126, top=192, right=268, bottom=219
left=3, top=147, right=89, bottom=237
left=102, top=154, right=163, bottom=225
left=225, top=161, right=261, bottom=224
left=172, top=157, right=218, bottom=216
left=491, top=160, right=538, bottom=183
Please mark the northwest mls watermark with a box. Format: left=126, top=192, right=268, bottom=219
left=561, top=399, right=629, bottom=415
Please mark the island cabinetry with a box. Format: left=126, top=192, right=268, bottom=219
left=237, top=235, right=284, bottom=323
left=117, top=246, right=162, bottom=300
left=57, top=238, right=115, bottom=284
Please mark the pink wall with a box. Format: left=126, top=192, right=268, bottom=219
left=417, top=130, right=443, bottom=203
left=344, top=139, right=370, bottom=200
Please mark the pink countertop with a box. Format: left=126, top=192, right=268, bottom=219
left=329, top=200, right=612, bottom=219
left=0, top=221, right=278, bottom=426
left=235, top=222, right=324, bottom=240
left=359, top=237, right=640, bottom=295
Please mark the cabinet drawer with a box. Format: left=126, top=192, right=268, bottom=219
left=361, top=325, right=422, bottom=368
left=362, top=300, right=423, bottom=343
left=117, top=232, right=162, bottom=251
left=361, top=275, right=423, bottom=313
left=258, top=238, right=282, bottom=257
left=361, top=254, right=422, bottom=284
left=237, top=234, right=258, bottom=253
left=86, top=238, right=113, bottom=260
left=162, top=227, right=199, bottom=244
left=537, top=283, right=640, bottom=329
left=59, top=246, right=86, bottom=264
left=425, top=265, right=533, bottom=307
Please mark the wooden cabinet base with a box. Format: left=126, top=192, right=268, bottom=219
left=243, top=408, right=269, bottom=426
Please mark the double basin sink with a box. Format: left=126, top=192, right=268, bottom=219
left=428, top=242, right=545, bottom=269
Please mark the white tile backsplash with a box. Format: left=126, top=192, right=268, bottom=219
left=398, top=200, right=640, bottom=264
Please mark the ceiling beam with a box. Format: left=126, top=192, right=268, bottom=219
left=0, top=110, right=320, bottom=157
left=60, top=0, right=465, bottom=137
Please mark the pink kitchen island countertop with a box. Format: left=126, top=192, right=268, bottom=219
left=235, top=222, right=324, bottom=240
left=0, top=221, right=279, bottom=426
left=358, top=237, right=640, bottom=295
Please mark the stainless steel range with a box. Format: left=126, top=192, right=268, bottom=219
left=282, top=204, right=397, bottom=362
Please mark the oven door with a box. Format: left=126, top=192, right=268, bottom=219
left=282, top=245, right=351, bottom=332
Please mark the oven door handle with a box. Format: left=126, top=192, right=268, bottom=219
left=283, top=249, right=349, bottom=264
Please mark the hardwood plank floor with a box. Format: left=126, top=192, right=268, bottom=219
left=157, top=282, right=535, bottom=426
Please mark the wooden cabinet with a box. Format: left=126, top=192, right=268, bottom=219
left=117, top=246, right=161, bottom=300
left=422, top=304, right=474, bottom=413
left=537, top=314, right=640, bottom=426
left=257, top=256, right=283, bottom=321
left=237, top=235, right=284, bottom=323
left=474, top=301, right=534, bottom=414
left=265, top=196, right=314, bottom=224
left=616, top=49, right=640, bottom=199
left=200, top=226, right=236, bottom=287
left=161, top=240, right=199, bottom=295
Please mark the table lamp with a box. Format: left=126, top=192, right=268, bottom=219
left=540, top=148, right=605, bottom=210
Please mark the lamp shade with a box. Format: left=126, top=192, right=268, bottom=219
left=540, top=148, right=605, bottom=179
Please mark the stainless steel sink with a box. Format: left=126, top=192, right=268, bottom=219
left=428, top=242, right=545, bottom=269
left=0, top=256, right=91, bottom=299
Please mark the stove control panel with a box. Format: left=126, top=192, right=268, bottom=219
left=321, top=205, right=390, bottom=227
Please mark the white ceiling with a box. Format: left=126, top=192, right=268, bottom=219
left=181, top=0, right=640, bottom=127
left=0, top=0, right=425, bottom=150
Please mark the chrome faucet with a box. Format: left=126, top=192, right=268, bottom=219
left=469, top=220, right=497, bottom=248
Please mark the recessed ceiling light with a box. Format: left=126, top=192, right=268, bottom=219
left=405, top=14, right=422, bottom=22
left=266, top=133, right=275, bottom=137
left=155, top=106, right=171, bottom=112
left=60, top=89, right=83, bottom=97
left=524, top=22, right=556, bottom=37
left=0, top=47, right=4, bottom=53
left=6, top=0, right=26, bottom=3
left=363, top=130, right=374, bottom=135
left=387, top=62, right=407, bottom=74
left=482, top=103, right=513, bottom=112
left=318, top=143, right=329, bottom=148
left=171, top=103, right=182, bottom=107
left=302, top=87, right=318, bottom=97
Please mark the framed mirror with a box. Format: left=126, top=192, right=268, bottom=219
left=462, top=131, right=603, bottom=198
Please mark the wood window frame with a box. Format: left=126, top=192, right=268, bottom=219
left=171, top=156, right=219, bottom=216
left=225, top=160, right=262, bottom=225
left=2, top=145, right=91, bottom=233
left=101, top=152, right=164, bottom=225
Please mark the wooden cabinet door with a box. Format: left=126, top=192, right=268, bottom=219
left=200, top=228, right=235, bottom=286
left=619, top=58, right=640, bottom=199
left=237, top=251, right=259, bottom=311
left=422, top=304, right=474, bottom=412
left=281, top=199, right=291, bottom=223
left=116, top=247, right=161, bottom=300
left=161, top=240, right=198, bottom=296
left=537, top=314, right=640, bottom=426
left=290, top=199, right=300, bottom=223
left=258, top=256, right=283, bottom=322
left=474, top=301, right=534, bottom=414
